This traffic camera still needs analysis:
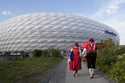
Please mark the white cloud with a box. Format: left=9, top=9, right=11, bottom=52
left=105, top=4, right=119, bottom=15
left=92, top=18, right=125, bottom=45
left=93, top=0, right=125, bottom=17
left=1, top=10, right=12, bottom=16
left=91, top=0, right=125, bottom=45
left=107, top=20, right=125, bottom=45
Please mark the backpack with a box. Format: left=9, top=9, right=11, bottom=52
left=69, top=50, right=74, bottom=61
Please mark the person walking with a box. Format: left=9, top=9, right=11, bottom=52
left=82, top=38, right=97, bottom=79
left=72, top=42, right=82, bottom=77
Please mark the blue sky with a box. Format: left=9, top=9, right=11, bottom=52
left=0, top=0, right=125, bottom=44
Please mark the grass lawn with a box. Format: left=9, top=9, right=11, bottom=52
left=0, top=57, right=61, bottom=83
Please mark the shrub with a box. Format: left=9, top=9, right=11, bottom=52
left=97, top=47, right=117, bottom=72
left=32, top=49, right=62, bottom=58
left=97, top=45, right=125, bottom=83
left=115, top=46, right=125, bottom=55
left=41, top=49, right=50, bottom=57
left=109, top=54, right=125, bottom=83
left=32, top=49, right=42, bottom=57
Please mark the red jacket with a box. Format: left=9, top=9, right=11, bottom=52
left=82, top=41, right=96, bottom=53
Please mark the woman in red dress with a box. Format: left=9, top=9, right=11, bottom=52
left=71, top=42, right=81, bottom=77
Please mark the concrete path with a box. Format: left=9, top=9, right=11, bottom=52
left=44, top=60, right=114, bottom=83
left=65, top=62, right=111, bottom=83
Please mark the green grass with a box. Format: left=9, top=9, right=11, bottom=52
left=0, top=57, right=61, bottom=83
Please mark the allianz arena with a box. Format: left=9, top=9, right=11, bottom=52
left=0, top=13, right=119, bottom=52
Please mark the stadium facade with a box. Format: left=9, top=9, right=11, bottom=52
left=0, top=13, right=119, bottom=53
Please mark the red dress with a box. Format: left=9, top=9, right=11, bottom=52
left=71, top=47, right=81, bottom=71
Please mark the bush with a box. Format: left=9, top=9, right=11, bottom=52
left=115, top=46, right=125, bottom=55
left=97, top=45, right=125, bottom=83
left=97, top=47, right=117, bottom=72
left=32, top=49, right=62, bottom=58
left=109, top=54, right=125, bottom=83
left=32, top=49, right=42, bottom=57
left=49, top=49, right=61, bottom=57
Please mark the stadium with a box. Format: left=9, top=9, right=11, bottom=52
left=0, top=13, right=119, bottom=54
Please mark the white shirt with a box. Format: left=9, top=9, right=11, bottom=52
left=82, top=48, right=87, bottom=57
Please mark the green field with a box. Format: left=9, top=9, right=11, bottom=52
left=0, top=57, right=61, bottom=83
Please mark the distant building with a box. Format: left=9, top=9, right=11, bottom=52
left=0, top=13, right=119, bottom=52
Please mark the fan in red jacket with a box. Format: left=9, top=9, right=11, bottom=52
left=82, top=38, right=97, bottom=79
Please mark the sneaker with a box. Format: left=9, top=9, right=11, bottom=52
left=73, top=73, right=76, bottom=77
left=75, top=73, right=78, bottom=77
left=90, top=74, right=94, bottom=79
left=90, top=76, right=94, bottom=79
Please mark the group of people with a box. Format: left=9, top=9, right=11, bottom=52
left=67, top=38, right=97, bottom=79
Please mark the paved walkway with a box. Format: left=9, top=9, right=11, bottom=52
left=65, top=62, right=111, bottom=83
left=38, top=60, right=114, bottom=83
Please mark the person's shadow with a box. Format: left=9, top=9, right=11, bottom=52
left=77, top=69, right=106, bottom=79
left=77, top=72, right=89, bottom=78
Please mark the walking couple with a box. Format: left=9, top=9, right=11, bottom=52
left=67, top=38, right=97, bottom=79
